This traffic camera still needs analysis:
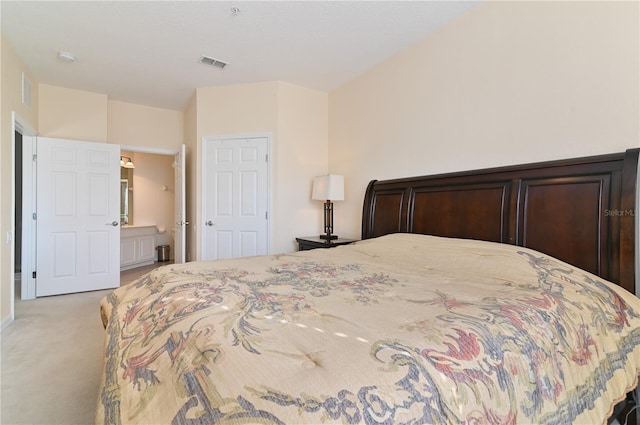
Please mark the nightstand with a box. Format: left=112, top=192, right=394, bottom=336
left=295, top=236, right=358, bottom=251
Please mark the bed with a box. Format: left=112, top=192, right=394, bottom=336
left=97, top=148, right=640, bottom=425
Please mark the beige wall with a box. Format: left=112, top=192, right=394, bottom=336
left=108, top=100, right=183, bottom=150
left=38, top=86, right=184, bottom=150
left=128, top=152, right=175, bottom=255
left=194, top=81, right=328, bottom=257
left=329, top=1, right=640, bottom=239
left=39, top=84, right=107, bottom=142
left=0, top=35, right=39, bottom=327
left=276, top=82, right=329, bottom=242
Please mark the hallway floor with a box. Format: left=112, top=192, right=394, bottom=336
left=120, top=260, right=174, bottom=286
left=13, top=260, right=175, bottom=297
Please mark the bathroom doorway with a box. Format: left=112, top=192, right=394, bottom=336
left=120, top=145, right=186, bottom=266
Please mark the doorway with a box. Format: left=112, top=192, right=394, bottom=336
left=120, top=150, right=174, bottom=261
left=120, top=145, right=187, bottom=265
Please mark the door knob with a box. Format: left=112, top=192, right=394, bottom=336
left=107, top=221, right=119, bottom=226
left=206, top=220, right=214, bottom=226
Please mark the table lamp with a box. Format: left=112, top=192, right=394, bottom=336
left=312, top=174, right=344, bottom=240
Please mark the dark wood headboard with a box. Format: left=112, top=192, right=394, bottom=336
left=362, top=148, right=639, bottom=294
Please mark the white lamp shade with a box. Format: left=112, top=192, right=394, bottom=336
left=312, top=174, right=344, bottom=201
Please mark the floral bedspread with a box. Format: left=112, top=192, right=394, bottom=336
left=97, top=233, right=640, bottom=425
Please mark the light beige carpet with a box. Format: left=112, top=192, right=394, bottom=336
left=1, top=265, right=164, bottom=425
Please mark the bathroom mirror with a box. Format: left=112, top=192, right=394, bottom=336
left=120, top=168, right=134, bottom=224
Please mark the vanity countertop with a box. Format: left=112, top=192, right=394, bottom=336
left=121, top=225, right=156, bottom=229
left=121, top=225, right=157, bottom=236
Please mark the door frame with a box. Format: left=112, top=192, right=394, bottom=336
left=174, top=144, right=187, bottom=264
left=13, top=112, right=38, bottom=307
left=200, top=133, right=272, bottom=261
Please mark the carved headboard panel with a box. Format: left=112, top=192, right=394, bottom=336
left=362, top=149, right=639, bottom=294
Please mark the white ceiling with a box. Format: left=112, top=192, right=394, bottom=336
left=1, top=1, right=478, bottom=111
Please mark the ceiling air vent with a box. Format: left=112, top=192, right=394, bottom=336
left=199, top=55, right=228, bottom=70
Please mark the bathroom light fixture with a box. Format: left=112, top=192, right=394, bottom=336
left=312, top=174, right=344, bottom=240
left=120, top=156, right=135, bottom=169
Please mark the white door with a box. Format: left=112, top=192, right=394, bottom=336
left=36, top=137, right=120, bottom=296
left=174, top=144, right=187, bottom=263
left=202, top=136, right=269, bottom=260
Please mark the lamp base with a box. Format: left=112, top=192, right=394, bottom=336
left=320, top=234, right=338, bottom=241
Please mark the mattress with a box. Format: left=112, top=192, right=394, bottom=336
left=97, top=233, right=640, bottom=424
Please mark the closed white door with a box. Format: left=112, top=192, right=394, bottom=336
left=174, top=144, right=186, bottom=263
left=36, top=137, right=120, bottom=296
left=202, top=136, right=269, bottom=260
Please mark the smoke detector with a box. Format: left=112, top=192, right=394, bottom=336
left=199, top=55, right=228, bottom=70
left=57, top=51, right=76, bottom=63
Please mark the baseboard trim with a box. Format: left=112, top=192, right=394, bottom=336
left=1, top=314, right=14, bottom=333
